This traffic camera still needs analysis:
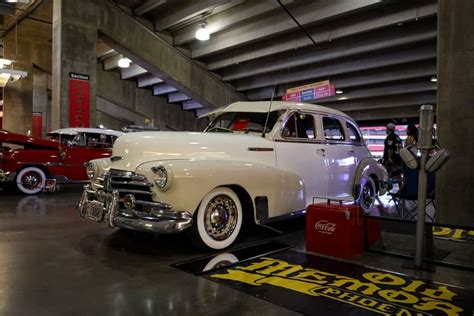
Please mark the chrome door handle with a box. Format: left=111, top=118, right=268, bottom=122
left=316, top=148, right=326, bottom=156
left=347, top=150, right=355, bottom=155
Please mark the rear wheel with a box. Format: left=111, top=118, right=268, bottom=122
left=358, top=176, right=376, bottom=213
left=16, top=167, right=46, bottom=195
left=191, top=187, right=243, bottom=250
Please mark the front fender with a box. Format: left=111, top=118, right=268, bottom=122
left=136, top=160, right=303, bottom=222
left=353, top=158, right=388, bottom=197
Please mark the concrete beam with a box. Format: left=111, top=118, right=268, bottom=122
left=97, top=0, right=245, bottom=108
left=134, top=0, right=167, bottom=16
left=154, top=0, right=231, bottom=31
left=97, top=40, right=114, bottom=58
left=246, top=60, right=437, bottom=100
left=190, top=0, right=383, bottom=58
left=182, top=100, right=204, bottom=110
left=120, top=64, right=147, bottom=80
left=323, top=92, right=437, bottom=112
left=97, top=97, right=145, bottom=125
left=235, top=43, right=436, bottom=91
left=345, top=105, right=425, bottom=121
left=195, top=107, right=212, bottom=117
left=168, top=92, right=191, bottom=103
left=103, top=54, right=121, bottom=70
left=221, top=20, right=437, bottom=81
left=316, top=81, right=436, bottom=104
left=153, top=83, right=177, bottom=96
left=173, top=0, right=294, bottom=45
left=137, top=75, right=163, bottom=88
left=207, top=1, right=437, bottom=70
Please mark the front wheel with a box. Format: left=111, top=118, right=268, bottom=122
left=191, top=187, right=243, bottom=250
left=358, top=176, right=376, bottom=213
left=16, top=167, right=46, bottom=195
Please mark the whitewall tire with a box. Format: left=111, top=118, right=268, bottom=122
left=358, top=176, right=376, bottom=213
left=192, top=187, right=243, bottom=250
left=16, top=167, right=46, bottom=195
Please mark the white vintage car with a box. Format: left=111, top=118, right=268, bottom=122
left=78, top=101, right=387, bottom=249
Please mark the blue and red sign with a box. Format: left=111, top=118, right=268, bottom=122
left=283, top=80, right=336, bottom=102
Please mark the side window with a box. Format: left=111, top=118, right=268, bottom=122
left=282, top=113, right=315, bottom=139
left=346, top=122, right=362, bottom=143
left=322, top=117, right=345, bottom=141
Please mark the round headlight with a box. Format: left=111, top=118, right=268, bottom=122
left=85, top=162, right=97, bottom=180
left=151, top=165, right=172, bottom=190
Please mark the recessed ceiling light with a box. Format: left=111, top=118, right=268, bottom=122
left=430, top=77, right=437, bottom=82
left=336, top=89, right=343, bottom=94
left=117, top=57, right=131, bottom=68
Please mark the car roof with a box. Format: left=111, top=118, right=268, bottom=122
left=47, top=128, right=123, bottom=137
left=199, top=101, right=351, bottom=119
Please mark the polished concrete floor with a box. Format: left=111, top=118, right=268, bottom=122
left=0, top=186, right=473, bottom=316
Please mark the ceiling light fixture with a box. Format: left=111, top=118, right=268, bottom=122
left=195, top=22, right=210, bottom=41
left=0, top=58, right=12, bottom=69
left=335, top=89, right=343, bottom=94
left=430, top=77, right=437, bottom=82
left=117, top=57, right=131, bottom=68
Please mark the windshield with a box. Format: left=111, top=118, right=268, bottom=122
left=205, top=111, right=282, bottom=134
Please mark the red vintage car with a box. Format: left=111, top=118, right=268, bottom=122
left=0, top=129, right=122, bottom=194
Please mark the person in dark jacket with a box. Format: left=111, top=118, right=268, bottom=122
left=383, top=123, right=402, bottom=177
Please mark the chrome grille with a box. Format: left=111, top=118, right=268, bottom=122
left=104, top=169, right=154, bottom=212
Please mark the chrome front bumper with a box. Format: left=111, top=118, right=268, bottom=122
left=0, top=170, right=15, bottom=182
left=77, top=184, right=193, bottom=234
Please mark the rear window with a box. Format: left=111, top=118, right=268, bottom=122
left=323, top=117, right=345, bottom=141
left=346, top=122, right=362, bottom=143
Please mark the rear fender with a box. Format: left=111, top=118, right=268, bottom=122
left=353, top=158, right=388, bottom=197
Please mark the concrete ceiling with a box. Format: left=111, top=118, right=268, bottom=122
left=106, top=0, right=438, bottom=123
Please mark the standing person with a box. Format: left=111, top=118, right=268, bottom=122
left=383, top=123, right=402, bottom=177
left=405, top=123, right=418, bottom=147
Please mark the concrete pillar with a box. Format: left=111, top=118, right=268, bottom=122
left=436, top=0, right=474, bottom=226
left=52, top=0, right=97, bottom=129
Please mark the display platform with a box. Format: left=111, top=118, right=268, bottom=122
left=177, top=245, right=474, bottom=316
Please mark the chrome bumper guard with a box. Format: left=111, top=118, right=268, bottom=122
left=78, top=184, right=193, bottom=234
left=0, top=170, right=15, bottom=182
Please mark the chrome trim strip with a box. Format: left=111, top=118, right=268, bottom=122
left=116, top=189, right=155, bottom=196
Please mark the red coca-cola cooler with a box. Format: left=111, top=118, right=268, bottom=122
left=306, top=203, right=364, bottom=259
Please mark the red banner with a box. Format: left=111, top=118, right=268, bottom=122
left=69, top=73, right=90, bottom=127
left=32, top=112, right=43, bottom=138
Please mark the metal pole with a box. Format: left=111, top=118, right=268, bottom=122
left=414, top=104, right=435, bottom=268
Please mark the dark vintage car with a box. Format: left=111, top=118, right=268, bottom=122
left=0, top=129, right=122, bottom=194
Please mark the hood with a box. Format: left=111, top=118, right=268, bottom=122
left=110, top=131, right=276, bottom=171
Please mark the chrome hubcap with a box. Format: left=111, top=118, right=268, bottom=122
left=21, top=172, right=42, bottom=190
left=362, top=182, right=375, bottom=209
left=204, top=194, right=238, bottom=241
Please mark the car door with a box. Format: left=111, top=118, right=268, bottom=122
left=59, top=133, right=112, bottom=181
left=274, top=111, right=328, bottom=217
left=320, top=116, right=357, bottom=200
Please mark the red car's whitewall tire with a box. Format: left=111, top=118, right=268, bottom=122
left=16, top=167, right=46, bottom=195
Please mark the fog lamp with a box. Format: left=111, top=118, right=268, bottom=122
left=85, top=162, right=97, bottom=180
left=123, top=194, right=136, bottom=210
